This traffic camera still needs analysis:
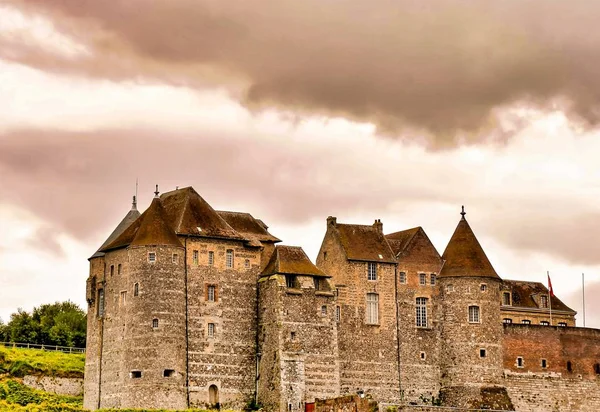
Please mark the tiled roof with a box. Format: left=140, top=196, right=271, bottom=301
left=102, top=197, right=183, bottom=251
left=336, top=223, right=396, bottom=263
left=90, top=204, right=140, bottom=258
left=385, top=227, right=420, bottom=256
left=502, top=280, right=575, bottom=313
left=262, top=245, right=328, bottom=277
left=160, top=187, right=244, bottom=240
left=439, top=217, right=500, bottom=279
left=217, top=211, right=281, bottom=244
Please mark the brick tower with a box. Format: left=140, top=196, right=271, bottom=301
left=437, top=207, right=510, bottom=409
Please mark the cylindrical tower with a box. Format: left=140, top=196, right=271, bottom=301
left=438, top=208, right=505, bottom=407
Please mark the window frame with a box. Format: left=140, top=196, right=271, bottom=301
left=335, top=305, right=341, bottom=322
left=419, top=273, right=426, bottom=286
left=97, top=289, right=105, bottom=317
left=285, top=275, right=297, bottom=289
left=522, top=319, right=531, bottom=325
left=503, top=318, right=513, bottom=324
left=468, top=305, right=480, bottom=323
left=226, top=249, right=234, bottom=268
left=416, top=297, right=428, bottom=328
left=207, top=322, right=215, bottom=338
left=430, top=274, right=436, bottom=285
left=148, top=252, right=157, bottom=263
left=193, top=250, right=199, bottom=265
left=399, top=272, right=407, bottom=284
left=366, top=293, right=379, bottom=325
left=207, top=285, right=216, bottom=302
left=502, top=292, right=511, bottom=306
left=120, top=290, right=127, bottom=306
left=172, top=253, right=179, bottom=264
left=152, top=318, right=159, bottom=328
left=540, top=295, right=548, bottom=308
left=208, top=251, right=214, bottom=266
left=367, top=262, right=377, bottom=281
left=133, top=282, right=139, bottom=297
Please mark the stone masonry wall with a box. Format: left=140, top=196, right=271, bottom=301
left=23, top=375, right=83, bottom=397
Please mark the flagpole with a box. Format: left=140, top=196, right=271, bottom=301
left=582, top=273, right=586, bottom=327
left=547, top=271, right=553, bottom=326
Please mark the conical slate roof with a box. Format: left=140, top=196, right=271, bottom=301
left=101, top=196, right=182, bottom=251
left=439, top=215, right=500, bottom=280
left=90, top=198, right=140, bottom=259
left=262, top=245, right=328, bottom=277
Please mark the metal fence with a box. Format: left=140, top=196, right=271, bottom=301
left=0, top=341, right=86, bottom=354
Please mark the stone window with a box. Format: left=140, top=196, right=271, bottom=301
left=226, top=249, right=234, bottom=268
left=152, top=318, right=159, bottom=328
left=419, top=273, right=426, bottom=285
left=336, top=306, right=341, bottom=322
left=244, top=259, right=250, bottom=269
left=117, top=264, right=122, bottom=275
left=367, top=262, right=377, bottom=281
left=594, top=363, right=600, bottom=375
left=208, top=323, right=215, bottom=337
left=290, top=331, right=296, bottom=340
left=567, top=361, right=573, bottom=372
left=540, top=295, right=548, bottom=308
left=502, top=292, right=511, bottom=306
left=420, top=352, right=426, bottom=360
left=286, top=275, right=297, bottom=288
left=430, top=274, right=436, bottom=285
left=522, top=319, right=531, bottom=325
left=134, top=283, right=139, bottom=297
left=110, top=265, right=114, bottom=276
left=399, top=272, right=407, bottom=284
left=206, top=285, right=217, bottom=302
left=366, top=293, right=379, bottom=325
left=480, top=283, right=487, bottom=292
left=540, top=320, right=550, bottom=326
left=314, top=277, right=322, bottom=291
left=480, top=349, right=487, bottom=358
left=517, top=357, right=524, bottom=368
left=193, top=250, right=199, bottom=265
left=148, top=252, right=156, bottom=263
left=558, top=322, right=567, bottom=327
left=172, top=253, right=179, bottom=264
left=130, top=370, right=142, bottom=379
left=416, top=297, right=428, bottom=328
left=120, top=291, right=127, bottom=306
left=323, top=251, right=328, bottom=261
left=321, top=305, right=327, bottom=316
left=446, top=284, right=454, bottom=292
left=542, top=359, right=548, bottom=369
left=208, top=251, right=214, bottom=266
left=468, top=305, right=480, bottom=323
left=163, top=369, right=175, bottom=377
left=97, top=289, right=105, bottom=317
left=503, top=318, right=512, bottom=324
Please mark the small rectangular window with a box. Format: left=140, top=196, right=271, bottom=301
left=118, top=264, right=122, bottom=275
left=367, top=263, right=377, bottom=281
left=430, top=274, right=436, bottom=285
left=148, top=252, right=156, bottom=262
left=502, top=292, right=511, bottom=306
left=522, top=319, right=531, bottom=325
left=321, top=305, right=327, bottom=316
left=399, top=272, right=407, bottom=284
left=130, top=370, right=142, bottom=379
left=208, top=251, right=214, bottom=266
left=208, top=323, right=215, bottom=337
left=541, top=359, right=547, bottom=368
left=503, top=318, right=512, bottom=324
left=97, top=289, right=105, bottom=317
left=226, top=250, right=234, bottom=268
left=419, top=273, right=426, bottom=285
left=207, top=285, right=216, bottom=302
left=245, top=259, right=250, bottom=269
left=517, top=357, right=524, bottom=368
left=290, top=331, right=296, bottom=340
left=286, top=275, right=297, bottom=288
left=480, top=284, right=487, bottom=292
left=540, top=320, right=550, bottom=326
left=120, top=291, right=127, bottom=306
left=468, top=306, right=480, bottom=323
left=335, top=306, right=341, bottom=322
left=446, top=284, right=454, bottom=292
left=193, top=250, right=199, bottom=265
left=480, top=349, right=487, bottom=358
left=172, top=253, right=178, bottom=264
left=163, top=369, right=175, bottom=377
left=110, top=265, right=114, bottom=276
left=416, top=297, right=428, bottom=327
left=152, top=318, right=159, bottom=328
left=366, top=293, right=379, bottom=324
left=323, top=251, right=327, bottom=261
left=558, top=322, right=567, bottom=327
left=314, top=277, right=321, bottom=291
left=134, top=282, right=139, bottom=297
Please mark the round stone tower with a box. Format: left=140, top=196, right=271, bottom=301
left=437, top=207, right=504, bottom=407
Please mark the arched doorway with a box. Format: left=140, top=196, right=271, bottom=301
left=209, top=384, right=219, bottom=408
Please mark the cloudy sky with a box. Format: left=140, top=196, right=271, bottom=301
left=1, top=0, right=600, bottom=328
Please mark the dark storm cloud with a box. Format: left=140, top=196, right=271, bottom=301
left=6, top=0, right=600, bottom=143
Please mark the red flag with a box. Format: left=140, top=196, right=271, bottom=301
left=547, top=274, right=554, bottom=297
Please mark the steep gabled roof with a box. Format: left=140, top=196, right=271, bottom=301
left=336, top=223, right=396, bottom=263
left=386, top=227, right=421, bottom=256
left=90, top=200, right=140, bottom=258
left=217, top=211, right=281, bottom=245
left=102, top=196, right=182, bottom=251
left=502, top=280, right=576, bottom=313
left=262, top=245, right=328, bottom=277
left=160, top=187, right=244, bottom=240
left=439, top=216, right=500, bottom=279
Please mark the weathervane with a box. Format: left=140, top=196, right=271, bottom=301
left=460, top=205, right=466, bottom=218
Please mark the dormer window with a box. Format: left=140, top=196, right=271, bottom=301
left=286, top=275, right=297, bottom=289
left=540, top=295, right=548, bottom=308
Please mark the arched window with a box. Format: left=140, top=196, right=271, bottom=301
left=134, top=283, right=139, bottom=296
left=209, top=384, right=219, bottom=407
left=152, top=318, right=159, bottom=328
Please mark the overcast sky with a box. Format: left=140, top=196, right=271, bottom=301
left=1, top=1, right=600, bottom=328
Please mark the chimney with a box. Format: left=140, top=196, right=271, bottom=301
left=373, top=219, right=383, bottom=234
left=327, top=216, right=337, bottom=228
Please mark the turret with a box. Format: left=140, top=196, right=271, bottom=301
left=438, top=207, right=505, bottom=407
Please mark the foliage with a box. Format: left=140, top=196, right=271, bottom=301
left=0, top=346, right=85, bottom=378
left=2, top=301, right=86, bottom=348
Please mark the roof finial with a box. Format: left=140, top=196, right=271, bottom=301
left=460, top=205, right=466, bottom=219
left=154, top=184, right=160, bottom=198
left=132, top=195, right=137, bottom=210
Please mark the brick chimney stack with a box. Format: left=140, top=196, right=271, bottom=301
left=373, top=219, right=383, bottom=234
left=327, top=216, right=337, bottom=228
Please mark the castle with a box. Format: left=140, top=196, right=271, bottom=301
left=84, top=186, right=600, bottom=411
